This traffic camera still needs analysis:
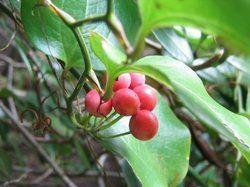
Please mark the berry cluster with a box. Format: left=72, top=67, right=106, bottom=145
left=85, top=73, right=159, bottom=141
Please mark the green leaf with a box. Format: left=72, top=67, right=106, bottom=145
left=21, top=0, right=84, bottom=68
left=236, top=159, right=250, bottom=187
left=121, top=160, right=141, bottom=187
left=100, top=95, right=191, bottom=187
left=153, top=28, right=193, bottom=64
left=90, top=32, right=250, bottom=163
left=137, top=0, right=250, bottom=55
left=115, top=0, right=141, bottom=47
left=130, top=56, right=250, bottom=163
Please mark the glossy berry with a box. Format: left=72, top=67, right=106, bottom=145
left=85, top=89, right=101, bottom=116
left=129, top=73, right=146, bottom=89
left=129, top=110, right=159, bottom=141
left=112, top=88, right=140, bottom=116
left=85, top=89, right=112, bottom=117
left=133, top=85, right=158, bottom=111
left=98, top=100, right=112, bottom=116
left=113, top=73, right=131, bottom=91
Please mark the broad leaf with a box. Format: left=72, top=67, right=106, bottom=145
left=90, top=32, right=250, bottom=163
left=100, top=95, right=191, bottom=187
left=21, top=0, right=85, bottom=67
left=130, top=56, right=250, bottom=163
left=137, top=0, right=250, bottom=55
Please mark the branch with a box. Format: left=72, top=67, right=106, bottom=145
left=145, top=38, right=162, bottom=52
left=192, top=49, right=227, bottom=71
left=2, top=172, right=28, bottom=186
left=0, top=54, right=26, bottom=68
left=0, top=102, right=77, bottom=187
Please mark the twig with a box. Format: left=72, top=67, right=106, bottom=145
left=0, top=102, right=77, bottom=187
left=2, top=172, right=28, bottom=186
left=192, top=49, right=227, bottom=70
left=7, top=64, right=18, bottom=117
left=31, top=168, right=54, bottom=184
left=0, top=54, right=26, bottom=68
left=0, top=30, right=16, bottom=51
left=145, top=38, right=162, bottom=52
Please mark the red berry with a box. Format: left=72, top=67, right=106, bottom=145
left=113, top=73, right=131, bottom=91
left=130, top=73, right=145, bottom=89
left=133, top=85, right=158, bottom=111
left=85, top=89, right=101, bottom=116
left=129, top=110, right=159, bottom=141
left=98, top=100, right=112, bottom=116
left=85, top=89, right=112, bottom=117
left=112, top=88, right=140, bottom=116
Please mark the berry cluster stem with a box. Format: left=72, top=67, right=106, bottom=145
left=97, top=131, right=131, bottom=139
left=96, top=115, right=123, bottom=132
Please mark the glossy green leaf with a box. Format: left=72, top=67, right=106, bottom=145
left=132, top=56, right=250, bottom=162
left=137, top=0, right=250, bottom=55
left=100, top=95, right=191, bottom=187
left=153, top=28, right=193, bottom=64
left=90, top=32, right=250, bottom=163
left=21, top=0, right=85, bottom=68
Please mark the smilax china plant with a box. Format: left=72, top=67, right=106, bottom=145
left=0, top=0, right=250, bottom=186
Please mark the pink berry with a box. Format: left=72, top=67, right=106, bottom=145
left=113, top=73, right=131, bottom=91
left=98, top=100, right=112, bottom=116
left=85, top=89, right=112, bottom=117
left=133, top=85, right=158, bottom=111
left=85, top=89, right=101, bottom=116
left=129, top=73, right=145, bottom=89
left=129, top=110, right=159, bottom=141
left=112, top=88, right=140, bottom=116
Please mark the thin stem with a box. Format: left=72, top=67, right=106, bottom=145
left=97, top=131, right=131, bottom=139
left=37, top=1, right=92, bottom=115
left=66, top=27, right=91, bottom=114
left=107, top=14, right=133, bottom=55
left=93, top=111, right=117, bottom=130
left=192, top=49, right=227, bottom=71
left=71, top=15, right=106, bottom=28
left=96, top=115, right=123, bottom=132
